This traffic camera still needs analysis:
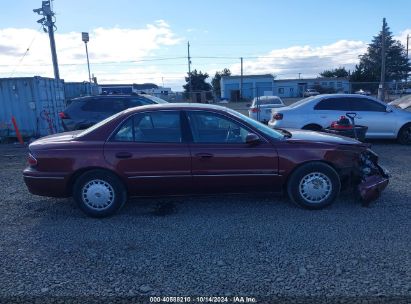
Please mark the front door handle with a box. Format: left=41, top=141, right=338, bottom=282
left=115, top=152, right=132, bottom=159
left=195, top=153, right=214, bottom=159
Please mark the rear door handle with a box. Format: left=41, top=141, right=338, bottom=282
left=195, top=153, right=214, bottom=159
left=115, top=152, right=132, bottom=159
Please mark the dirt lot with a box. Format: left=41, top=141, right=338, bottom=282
left=0, top=142, right=410, bottom=303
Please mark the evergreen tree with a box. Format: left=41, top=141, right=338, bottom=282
left=319, top=67, right=349, bottom=78
left=350, top=20, right=410, bottom=90
left=211, top=68, right=231, bottom=98
left=183, top=69, right=212, bottom=97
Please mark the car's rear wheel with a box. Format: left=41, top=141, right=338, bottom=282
left=397, top=123, right=411, bottom=145
left=287, top=162, right=340, bottom=209
left=73, top=169, right=127, bottom=217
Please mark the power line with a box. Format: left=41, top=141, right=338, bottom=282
left=10, top=25, right=43, bottom=77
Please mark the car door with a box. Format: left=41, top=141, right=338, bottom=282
left=348, top=97, right=397, bottom=138
left=104, top=110, right=192, bottom=196
left=185, top=110, right=280, bottom=194
left=312, top=97, right=351, bottom=128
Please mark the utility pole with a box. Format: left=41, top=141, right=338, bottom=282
left=240, top=57, right=243, bottom=100
left=378, top=18, right=387, bottom=101
left=33, top=1, right=60, bottom=80
left=298, top=73, right=301, bottom=79
left=187, top=41, right=192, bottom=102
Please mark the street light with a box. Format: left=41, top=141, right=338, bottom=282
left=82, top=32, right=92, bottom=91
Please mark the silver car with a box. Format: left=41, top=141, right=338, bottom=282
left=268, top=94, right=411, bottom=144
left=248, top=96, right=285, bottom=123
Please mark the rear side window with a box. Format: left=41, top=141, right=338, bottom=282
left=81, top=98, right=126, bottom=113
left=314, top=98, right=350, bottom=111
left=350, top=97, right=386, bottom=112
left=113, top=111, right=182, bottom=143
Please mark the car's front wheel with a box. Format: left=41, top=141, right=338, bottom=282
left=287, top=162, right=340, bottom=209
left=73, top=169, right=127, bottom=217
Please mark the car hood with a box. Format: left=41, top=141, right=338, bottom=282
left=389, top=95, right=411, bottom=110
left=283, top=128, right=364, bottom=145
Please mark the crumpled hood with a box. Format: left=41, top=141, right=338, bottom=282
left=284, top=128, right=363, bottom=145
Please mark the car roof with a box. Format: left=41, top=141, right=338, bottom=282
left=122, top=102, right=236, bottom=114
left=70, top=94, right=149, bottom=101
left=254, top=95, right=281, bottom=99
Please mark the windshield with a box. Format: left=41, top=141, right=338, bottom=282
left=75, top=111, right=124, bottom=138
left=225, top=108, right=284, bottom=140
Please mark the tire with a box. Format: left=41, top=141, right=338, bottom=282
left=302, top=124, right=322, bottom=131
left=287, top=162, right=341, bottom=210
left=73, top=169, right=127, bottom=218
left=397, top=123, right=411, bottom=145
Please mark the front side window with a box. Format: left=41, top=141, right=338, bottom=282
left=113, top=111, right=182, bottom=143
left=349, top=98, right=386, bottom=112
left=187, top=111, right=250, bottom=143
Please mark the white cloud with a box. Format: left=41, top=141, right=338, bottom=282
left=394, top=28, right=411, bottom=48
left=228, top=40, right=368, bottom=79
left=0, top=21, right=182, bottom=83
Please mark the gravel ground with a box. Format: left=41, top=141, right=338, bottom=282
left=0, top=142, right=410, bottom=303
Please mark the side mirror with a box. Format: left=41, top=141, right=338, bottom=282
left=245, top=133, right=260, bottom=145
left=386, top=106, right=393, bottom=113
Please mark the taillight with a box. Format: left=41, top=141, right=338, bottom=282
left=273, top=113, right=283, bottom=120
left=250, top=107, right=260, bottom=113
left=59, top=112, right=69, bottom=119
left=28, top=153, right=37, bottom=167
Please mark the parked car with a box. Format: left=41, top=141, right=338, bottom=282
left=268, top=94, right=411, bottom=144
left=303, top=89, right=320, bottom=97
left=60, top=94, right=168, bottom=131
left=248, top=96, right=285, bottom=123
left=354, top=89, right=371, bottom=96
left=24, top=103, right=389, bottom=217
left=389, top=95, right=411, bottom=111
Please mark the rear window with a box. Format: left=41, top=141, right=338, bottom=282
left=126, top=97, right=155, bottom=107
left=139, top=95, right=168, bottom=104
left=81, top=98, right=126, bottom=113
left=288, top=96, right=316, bottom=108
left=254, top=98, right=283, bottom=106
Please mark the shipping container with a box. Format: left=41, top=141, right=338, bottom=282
left=64, top=81, right=98, bottom=100
left=0, top=76, right=65, bottom=138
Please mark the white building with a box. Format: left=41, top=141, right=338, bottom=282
left=220, top=75, right=350, bottom=100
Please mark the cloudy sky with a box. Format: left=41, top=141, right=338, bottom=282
left=2, top=0, right=411, bottom=90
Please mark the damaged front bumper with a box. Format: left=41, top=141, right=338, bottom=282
left=358, top=165, right=389, bottom=204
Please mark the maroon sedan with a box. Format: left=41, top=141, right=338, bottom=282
left=23, top=103, right=389, bottom=217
